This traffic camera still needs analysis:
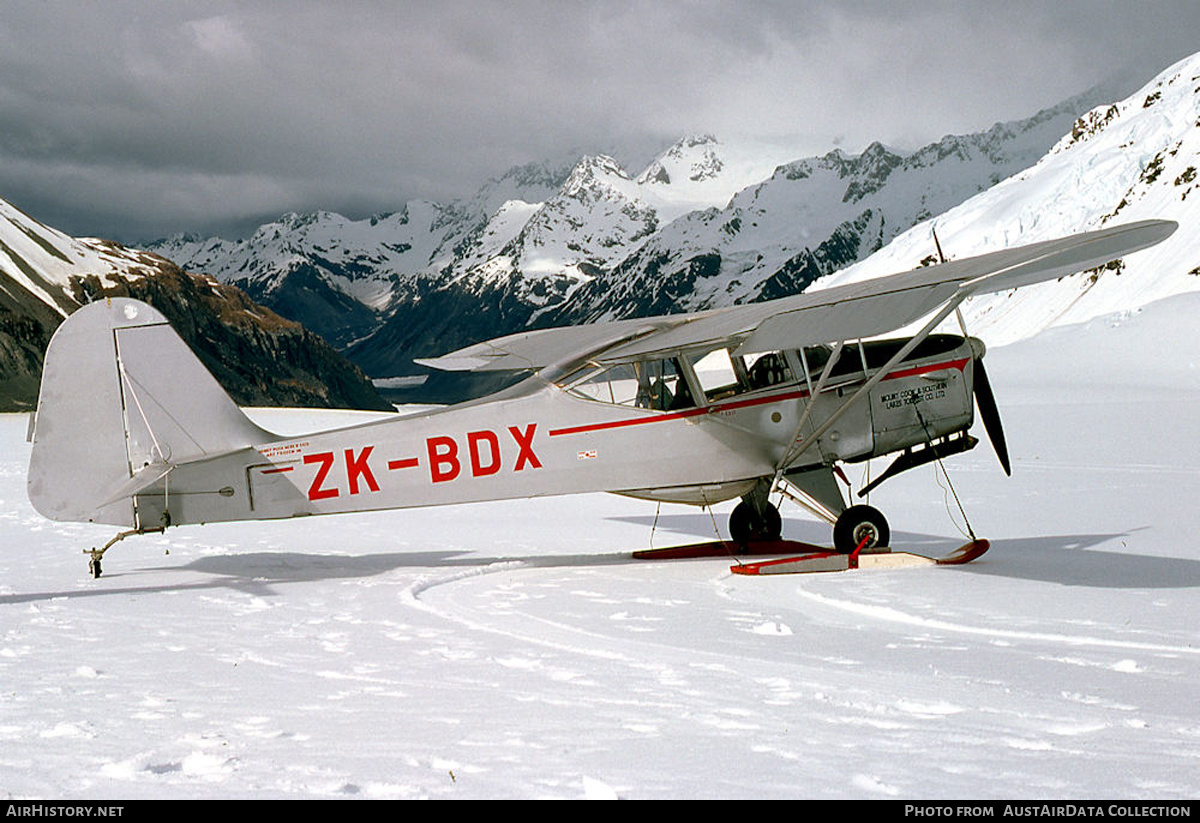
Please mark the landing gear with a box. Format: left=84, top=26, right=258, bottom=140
left=84, top=530, right=136, bottom=579
left=83, top=525, right=166, bottom=579
left=833, top=504, right=889, bottom=554
left=729, top=500, right=783, bottom=544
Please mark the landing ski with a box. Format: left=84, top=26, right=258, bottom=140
left=632, top=538, right=989, bottom=574
left=729, top=539, right=990, bottom=575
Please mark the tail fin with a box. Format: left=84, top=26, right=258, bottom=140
left=28, top=298, right=270, bottom=528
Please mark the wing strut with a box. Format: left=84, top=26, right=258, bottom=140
left=773, top=290, right=972, bottom=477
left=784, top=340, right=846, bottom=459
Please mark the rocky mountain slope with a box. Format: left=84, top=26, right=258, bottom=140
left=148, top=160, right=578, bottom=350
left=0, top=198, right=391, bottom=412
left=539, top=94, right=1113, bottom=327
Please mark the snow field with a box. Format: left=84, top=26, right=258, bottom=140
left=1, top=297, right=1199, bottom=799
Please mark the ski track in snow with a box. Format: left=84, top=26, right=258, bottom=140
left=796, top=589, right=1200, bottom=658
left=396, top=540, right=1200, bottom=799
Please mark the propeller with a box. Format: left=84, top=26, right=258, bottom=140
left=933, top=224, right=1011, bottom=477
left=972, top=358, right=1011, bottom=476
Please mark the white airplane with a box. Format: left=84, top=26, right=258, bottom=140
left=26, top=220, right=1176, bottom=577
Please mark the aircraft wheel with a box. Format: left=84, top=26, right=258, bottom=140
left=833, top=505, right=889, bottom=554
left=760, top=503, right=782, bottom=541
left=729, top=501, right=782, bottom=544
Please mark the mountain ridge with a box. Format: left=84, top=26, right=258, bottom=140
left=0, top=198, right=392, bottom=412
left=147, top=81, right=1124, bottom=399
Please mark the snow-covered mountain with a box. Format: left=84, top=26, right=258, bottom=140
left=540, top=87, right=1128, bottom=327
left=343, top=137, right=815, bottom=392
left=148, top=136, right=783, bottom=357
left=148, top=203, right=462, bottom=348
left=820, top=51, right=1200, bottom=347
left=0, top=198, right=391, bottom=412
left=147, top=159, right=581, bottom=349
left=148, top=88, right=1119, bottom=395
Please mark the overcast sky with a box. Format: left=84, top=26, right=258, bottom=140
left=2, top=1, right=1198, bottom=243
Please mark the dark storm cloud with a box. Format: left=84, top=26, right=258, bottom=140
left=1, top=0, right=1197, bottom=242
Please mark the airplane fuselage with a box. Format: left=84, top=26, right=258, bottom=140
left=119, top=335, right=979, bottom=531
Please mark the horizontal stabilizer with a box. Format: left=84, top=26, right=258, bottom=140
left=97, top=461, right=174, bottom=509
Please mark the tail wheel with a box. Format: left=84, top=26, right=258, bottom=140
left=833, top=505, right=889, bottom=554
left=729, top=501, right=782, bottom=544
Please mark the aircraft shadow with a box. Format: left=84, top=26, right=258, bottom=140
left=0, top=550, right=471, bottom=605
left=8, top=521, right=1197, bottom=606
left=0, top=546, right=644, bottom=605
left=965, top=534, right=1200, bottom=590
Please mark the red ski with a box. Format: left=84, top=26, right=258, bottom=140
left=730, top=539, right=990, bottom=575
left=632, top=538, right=990, bottom=575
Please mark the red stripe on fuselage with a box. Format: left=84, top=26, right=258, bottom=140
left=880, top=357, right=969, bottom=382
left=548, top=357, right=969, bottom=438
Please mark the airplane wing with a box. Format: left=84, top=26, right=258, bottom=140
left=413, top=313, right=689, bottom=372
left=418, top=219, right=1177, bottom=371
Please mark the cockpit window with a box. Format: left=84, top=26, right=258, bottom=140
left=859, top=334, right=965, bottom=368
left=690, top=349, right=743, bottom=401
left=798, top=335, right=968, bottom=383
left=689, top=348, right=798, bottom=401
left=563, top=362, right=641, bottom=406
left=563, top=347, right=804, bottom=411
left=743, top=351, right=794, bottom=390
left=563, top=358, right=695, bottom=411
left=801, top=344, right=863, bottom=380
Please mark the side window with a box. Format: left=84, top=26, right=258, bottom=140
left=743, top=351, right=794, bottom=390
left=801, top=344, right=863, bottom=381
left=689, top=348, right=799, bottom=400
left=801, top=345, right=831, bottom=380
left=637, top=358, right=694, bottom=411
left=562, top=349, right=802, bottom=410
left=690, top=349, right=744, bottom=401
